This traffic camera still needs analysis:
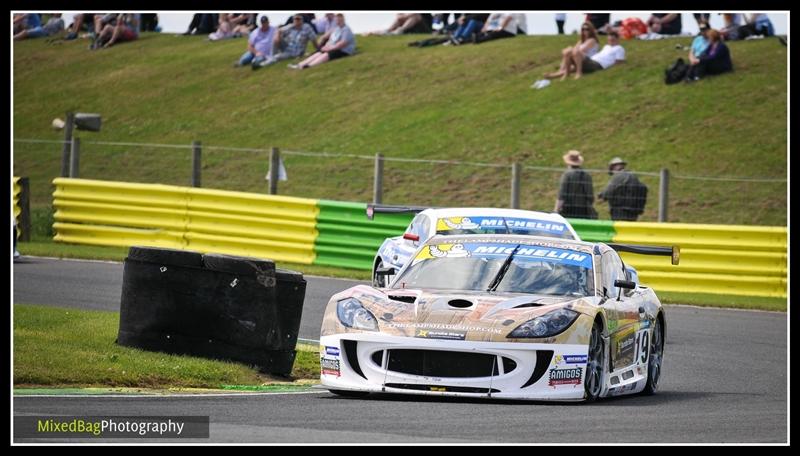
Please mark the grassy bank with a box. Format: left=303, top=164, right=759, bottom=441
left=13, top=33, right=787, bottom=225
left=13, top=304, right=321, bottom=389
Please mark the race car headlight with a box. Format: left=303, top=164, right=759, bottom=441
left=507, top=308, right=579, bottom=338
left=337, top=298, right=379, bottom=331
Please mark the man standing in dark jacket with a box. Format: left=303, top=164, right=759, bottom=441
left=556, top=150, right=597, bottom=219
left=598, top=157, right=646, bottom=221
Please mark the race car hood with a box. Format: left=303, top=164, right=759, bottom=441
left=323, top=285, right=599, bottom=343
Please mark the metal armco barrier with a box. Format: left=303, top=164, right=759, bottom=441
left=53, top=178, right=318, bottom=264
left=118, top=247, right=305, bottom=375
left=52, top=178, right=786, bottom=298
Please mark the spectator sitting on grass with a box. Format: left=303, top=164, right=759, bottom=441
left=235, top=15, right=277, bottom=70
left=367, top=13, right=433, bottom=35
left=473, top=13, right=524, bottom=44
left=647, top=13, right=682, bottom=35
left=266, top=14, right=320, bottom=67
left=64, top=13, right=97, bottom=40
left=585, top=13, right=611, bottom=34
left=689, top=22, right=711, bottom=66
left=314, top=13, right=336, bottom=36
left=289, top=14, right=355, bottom=70
left=685, top=29, right=733, bottom=82
left=720, top=13, right=743, bottom=41
left=445, top=13, right=489, bottom=45
left=183, top=13, right=218, bottom=36
left=284, top=13, right=318, bottom=33
left=92, top=14, right=139, bottom=49
left=208, top=13, right=251, bottom=41
left=561, top=29, right=625, bottom=80
left=543, top=22, right=600, bottom=79
left=738, top=13, right=775, bottom=39
left=14, top=13, right=64, bottom=40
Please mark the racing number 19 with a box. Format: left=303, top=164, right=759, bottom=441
left=634, top=331, right=649, bottom=364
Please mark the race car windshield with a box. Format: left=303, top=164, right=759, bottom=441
left=435, top=217, right=575, bottom=239
left=393, top=243, right=594, bottom=296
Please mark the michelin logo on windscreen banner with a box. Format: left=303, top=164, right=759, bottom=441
left=14, top=416, right=209, bottom=439
left=415, top=242, right=592, bottom=269
left=437, top=216, right=567, bottom=234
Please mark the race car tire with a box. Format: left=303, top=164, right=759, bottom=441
left=127, top=246, right=203, bottom=268
left=329, top=389, right=371, bottom=398
left=584, top=320, right=604, bottom=401
left=642, top=315, right=664, bottom=395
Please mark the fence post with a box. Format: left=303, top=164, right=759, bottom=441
left=191, top=140, right=202, bottom=187
left=18, top=177, right=31, bottom=242
left=510, top=162, right=521, bottom=209
left=60, top=112, right=75, bottom=177
left=658, top=168, right=669, bottom=222
left=373, top=153, right=384, bottom=204
left=69, top=136, right=80, bottom=178
left=268, top=147, right=280, bottom=195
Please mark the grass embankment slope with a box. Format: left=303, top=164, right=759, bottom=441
left=14, top=304, right=320, bottom=389
left=13, top=33, right=787, bottom=225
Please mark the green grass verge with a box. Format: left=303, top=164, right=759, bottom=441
left=13, top=33, right=786, bottom=225
left=659, top=291, right=786, bottom=312
left=17, top=239, right=371, bottom=281
left=14, top=304, right=321, bottom=389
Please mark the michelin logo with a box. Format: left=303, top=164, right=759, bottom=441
left=480, top=219, right=566, bottom=232
left=429, top=244, right=471, bottom=258
left=473, top=246, right=587, bottom=263
left=442, top=217, right=480, bottom=230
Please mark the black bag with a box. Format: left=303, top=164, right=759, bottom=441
left=665, top=58, right=689, bottom=84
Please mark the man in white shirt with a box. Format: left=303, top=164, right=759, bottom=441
left=568, top=30, right=625, bottom=80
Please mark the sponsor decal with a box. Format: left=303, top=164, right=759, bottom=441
left=386, top=322, right=503, bottom=335
left=415, top=329, right=467, bottom=340
left=414, top=242, right=592, bottom=269
left=429, top=386, right=446, bottom=392
left=320, top=358, right=341, bottom=377
left=639, top=319, right=651, bottom=329
left=564, top=354, right=588, bottom=364
left=325, top=346, right=340, bottom=357
left=436, top=216, right=567, bottom=234
left=613, top=332, right=636, bottom=370
left=548, top=366, right=583, bottom=387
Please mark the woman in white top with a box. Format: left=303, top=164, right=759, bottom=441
left=544, top=22, right=600, bottom=79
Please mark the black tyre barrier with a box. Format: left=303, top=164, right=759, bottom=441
left=127, top=246, right=204, bottom=268
left=117, top=246, right=306, bottom=376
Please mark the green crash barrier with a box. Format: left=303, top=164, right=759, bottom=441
left=566, top=219, right=616, bottom=242
left=314, top=200, right=412, bottom=270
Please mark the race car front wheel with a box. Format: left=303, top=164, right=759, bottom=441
left=642, top=316, right=664, bottom=395
left=584, top=320, right=604, bottom=401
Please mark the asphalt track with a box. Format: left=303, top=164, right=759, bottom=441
left=13, top=257, right=788, bottom=443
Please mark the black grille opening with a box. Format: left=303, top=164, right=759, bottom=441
left=448, top=299, right=473, bottom=308
left=387, top=349, right=499, bottom=378
left=342, top=340, right=367, bottom=379
left=385, top=383, right=500, bottom=394
left=371, top=350, right=384, bottom=366
left=502, top=357, right=517, bottom=374
left=388, top=295, right=417, bottom=303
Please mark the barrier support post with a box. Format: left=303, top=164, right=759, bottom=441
left=373, top=153, right=384, bottom=204
left=192, top=140, right=202, bottom=187
left=69, top=136, right=80, bottom=178
left=510, top=162, right=521, bottom=209
left=60, top=112, right=74, bottom=177
left=659, top=168, right=669, bottom=222
left=269, top=147, right=280, bottom=195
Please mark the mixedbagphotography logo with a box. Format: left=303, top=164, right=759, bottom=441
left=15, top=416, right=210, bottom=439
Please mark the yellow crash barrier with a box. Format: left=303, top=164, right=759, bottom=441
left=52, top=178, right=318, bottom=265
left=636, top=270, right=787, bottom=298
left=613, top=221, right=787, bottom=252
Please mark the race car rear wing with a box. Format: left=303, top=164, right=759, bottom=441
left=366, top=203, right=432, bottom=220
left=607, top=243, right=680, bottom=265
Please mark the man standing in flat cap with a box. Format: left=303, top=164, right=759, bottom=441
left=555, top=150, right=597, bottom=219
left=598, top=157, right=648, bottom=221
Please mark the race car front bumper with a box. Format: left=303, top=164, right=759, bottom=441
left=319, top=333, right=590, bottom=401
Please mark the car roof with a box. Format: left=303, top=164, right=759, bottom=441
left=424, top=233, right=597, bottom=254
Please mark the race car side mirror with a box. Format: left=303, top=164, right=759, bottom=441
left=614, top=279, right=636, bottom=301
left=375, top=267, right=396, bottom=276
left=403, top=233, right=419, bottom=242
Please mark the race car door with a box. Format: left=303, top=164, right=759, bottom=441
left=601, top=249, right=643, bottom=372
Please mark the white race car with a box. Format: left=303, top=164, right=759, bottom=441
left=370, top=207, right=580, bottom=287
left=320, top=234, right=678, bottom=401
